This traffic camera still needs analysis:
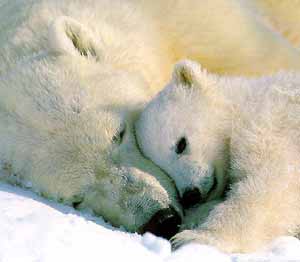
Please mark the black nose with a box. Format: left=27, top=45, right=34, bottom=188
left=181, top=188, right=202, bottom=208
left=140, top=207, right=181, bottom=240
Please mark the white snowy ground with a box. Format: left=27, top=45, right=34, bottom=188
left=1, top=182, right=300, bottom=262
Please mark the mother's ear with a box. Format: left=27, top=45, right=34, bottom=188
left=48, top=16, right=102, bottom=59
left=172, top=60, right=216, bottom=94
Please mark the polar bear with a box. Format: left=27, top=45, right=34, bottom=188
left=2, top=0, right=300, bottom=241
left=2, top=0, right=300, bottom=79
left=136, top=60, right=300, bottom=252
left=0, top=0, right=186, bottom=239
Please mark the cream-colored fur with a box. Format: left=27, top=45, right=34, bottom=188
left=2, top=0, right=300, bottom=237
left=0, top=0, right=185, bottom=234
left=142, top=0, right=300, bottom=76
left=136, top=60, right=300, bottom=252
left=2, top=0, right=300, bottom=81
left=250, top=0, right=300, bottom=47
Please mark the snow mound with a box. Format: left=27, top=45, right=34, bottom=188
left=1, top=182, right=300, bottom=262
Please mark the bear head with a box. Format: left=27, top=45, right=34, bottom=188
left=136, top=60, right=231, bottom=209
left=0, top=16, right=182, bottom=239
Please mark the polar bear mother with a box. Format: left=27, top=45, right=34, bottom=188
left=1, top=0, right=300, bottom=240
left=0, top=0, right=186, bottom=239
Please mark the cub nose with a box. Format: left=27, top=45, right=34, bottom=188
left=140, top=206, right=181, bottom=240
left=181, top=188, right=202, bottom=209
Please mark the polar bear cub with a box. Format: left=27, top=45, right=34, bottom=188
left=136, top=60, right=300, bottom=252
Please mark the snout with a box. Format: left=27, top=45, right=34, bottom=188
left=139, top=206, right=181, bottom=240
left=181, top=187, right=203, bottom=209
left=180, top=171, right=219, bottom=208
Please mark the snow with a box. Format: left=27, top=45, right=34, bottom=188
left=1, top=182, right=300, bottom=262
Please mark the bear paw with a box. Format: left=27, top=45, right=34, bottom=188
left=171, top=229, right=216, bottom=250
left=172, top=229, right=244, bottom=253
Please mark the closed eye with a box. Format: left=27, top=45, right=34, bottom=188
left=112, top=125, right=126, bottom=145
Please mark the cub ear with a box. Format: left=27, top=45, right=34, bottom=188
left=172, top=59, right=220, bottom=97
left=48, top=16, right=102, bottom=59
left=173, top=60, right=203, bottom=88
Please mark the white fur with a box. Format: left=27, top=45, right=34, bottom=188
left=2, top=0, right=300, bottom=236
left=0, top=0, right=188, bottom=233
left=2, top=0, right=300, bottom=78
left=136, top=60, right=300, bottom=252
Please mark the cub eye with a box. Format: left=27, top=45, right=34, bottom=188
left=175, top=137, right=187, bottom=155
left=112, top=126, right=126, bottom=144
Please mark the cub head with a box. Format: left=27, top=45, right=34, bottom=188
left=136, top=60, right=230, bottom=209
